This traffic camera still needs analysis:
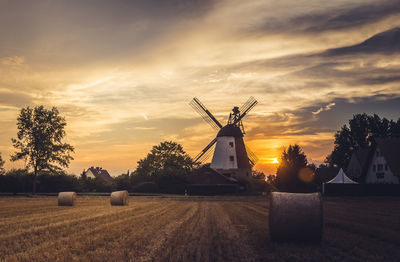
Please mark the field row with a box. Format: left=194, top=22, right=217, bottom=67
left=0, top=196, right=399, bottom=261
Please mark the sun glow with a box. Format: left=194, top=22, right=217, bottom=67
left=272, top=158, right=279, bottom=164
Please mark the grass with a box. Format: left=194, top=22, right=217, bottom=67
left=0, top=195, right=399, bottom=261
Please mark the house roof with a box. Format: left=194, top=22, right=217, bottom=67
left=87, top=167, right=114, bottom=183
left=347, top=148, right=372, bottom=181
left=376, top=137, right=400, bottom=177
left=354, top=148, right=371, bottom=168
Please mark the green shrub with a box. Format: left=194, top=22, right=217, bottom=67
left=132, top=182, right=158, bottom=193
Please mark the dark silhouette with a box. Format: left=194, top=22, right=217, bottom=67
left=10, top=106, right=74, bottom=194
left=0, top=152, right=5, bottom=175
left=132, top=141, right=197, bottom=193
left=276, top=144, right=316, bottom=193
left=326, top=113, right=400, bottom=169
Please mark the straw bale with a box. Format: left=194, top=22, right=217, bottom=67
left=110, top=190, right=128, bottom=206
left=269, top=192, right=323, bottom=242
left=58, top=192, right=76, bottom=206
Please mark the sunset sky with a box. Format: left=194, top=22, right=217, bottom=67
left=1, top=0, right=400, bottom=176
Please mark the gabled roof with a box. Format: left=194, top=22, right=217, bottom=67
left=325, top=168, right=357, bottom=184
left=376, top=138, right=400, bottom=177
left=354, top=148, right=371, bottom=168
left=87, top=167, right=114, bottom=183
left=347, top=148, right=372, bottom=181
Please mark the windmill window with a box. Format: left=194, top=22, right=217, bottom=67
left=377, top=164, right=383, bottom=171
left=376, top=151, right=379, bottom=156
left=385, top=164, right=388, bottom=171
left=229, top=142, right=234, bottom=147
left=373, top=165, right=376, bottom=172
left=229, top=156, right=234, bottom=161
left=376, top=172, right=384, bottom=179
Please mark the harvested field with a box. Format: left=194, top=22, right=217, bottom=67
left=0, top=196, right=399, bottom=262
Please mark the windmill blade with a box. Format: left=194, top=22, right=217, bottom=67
left=194, top=137, right=217, bottom=163
left=245, top=144, right=259, bottom=166
left=197, top=141, right=216, bottom=163
left=190, top=97, right=223, bottom=130
left=240, top=96, right=257, bottom=113
left=234, top=96, right=258, bottom=124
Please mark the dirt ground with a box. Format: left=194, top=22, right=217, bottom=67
left=0, top=195, right=399, bottom=262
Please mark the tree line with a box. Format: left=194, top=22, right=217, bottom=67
left=1, top=105, right=399, bottom=194
left=273, top=113, right=400, bottom=192
left=0, top=106, right=269, bottom=194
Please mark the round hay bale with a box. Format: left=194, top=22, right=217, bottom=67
left=58, top=192, right=76, bottom=206
left=110, top=190, right=128, bottom=206
left=269, top=192, right=323, bottom=242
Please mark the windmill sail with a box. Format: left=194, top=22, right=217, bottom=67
left=189, top=98, right=222, bottom=130
left=240, top=96, right=257, bottom=113
left=194, top=137, right=217, bottom=162
left=245, top=144, right=259, bottom=166
left=197, top=141, right=216, bottom=163
left=235, top=97, right=258, bottom=124
left=190, top=95, right=259, bottom=186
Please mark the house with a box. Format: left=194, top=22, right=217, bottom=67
left=346, top=148, right=371, bottom=182
left=347, top=138, right=400, bottom=184
left=84, top=167, right=114, bottom=183
left=364, top=138, right=400, bottom=184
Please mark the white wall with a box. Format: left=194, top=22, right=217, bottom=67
left=85, top=169, right=96, bottom=179
left=365, top=147, right=399, bottom=184
left=210, top=136, right=237, bottom=170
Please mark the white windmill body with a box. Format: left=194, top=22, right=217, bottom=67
left=189, top=97, right=258, bottom=184
left=210, top=124, right=252, bottom=182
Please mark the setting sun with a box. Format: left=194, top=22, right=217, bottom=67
left=272, top=158, right=279, bottom=164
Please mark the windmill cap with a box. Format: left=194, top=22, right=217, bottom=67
left=217, top=124, right=243, bottom=137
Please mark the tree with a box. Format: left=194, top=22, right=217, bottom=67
left=133, top=141, right=197, bottom=193
left=276, top=144, right=316, bottom=193
left=327, top=114, right=400, bottom=169
left=10, top=106, right=74, bottom=194
left=266, top=174, right=277, bottom=185
left=0, top=153, right=5, bottom=175
left=1, top=169, right=32, bottom=194
left=252, top=169, right=266, bottom=180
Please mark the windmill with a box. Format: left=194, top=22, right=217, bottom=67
left=189, top=97, right=258, bottom=183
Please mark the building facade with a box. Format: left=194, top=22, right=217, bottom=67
left=365, top=145, right=399, bottom=184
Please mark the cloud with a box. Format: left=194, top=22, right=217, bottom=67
left=0, top=91, right=32, bottom=108
left=1, top=0, right=400, bottom=176
left=0, top=0, right=215, bottom=66
left=141, top=113, right=149, bottom=121
left=312, top=103, right=336, bottom=115
left=324, top=27, right=400, bottom=55
left=251, top=0, right=400, bottom=34
left=0, top=56, right=25, bottom=67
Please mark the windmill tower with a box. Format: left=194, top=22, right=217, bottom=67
left=189, top=97, right=258, bottom=184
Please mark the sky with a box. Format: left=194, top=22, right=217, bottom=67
left=1, top=0, right=400, bottom=176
